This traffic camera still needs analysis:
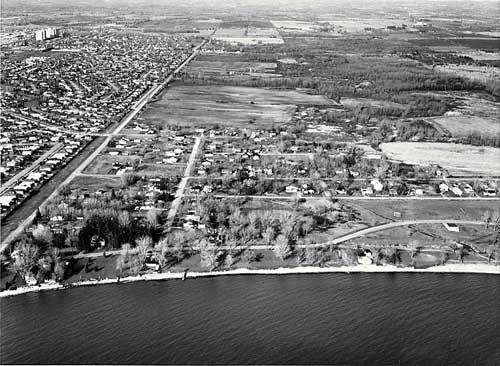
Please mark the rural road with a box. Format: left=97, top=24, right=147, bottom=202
left=0, top=143, right=63, bottom=195
left=164, top=134, right=204, bottom=230
left=72, top=219, right=486, bottom=259
left=0, top=40, right=208, bottom=252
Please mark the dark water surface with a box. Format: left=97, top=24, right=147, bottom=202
left=1, top=273, right=499, bottom=365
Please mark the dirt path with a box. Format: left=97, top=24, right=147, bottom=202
left=164, top=134, right=204, bottom=231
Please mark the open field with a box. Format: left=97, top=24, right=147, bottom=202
left=134, top=163, right=185, bottom=177
left=319, top=18, right=414, bottom=33
left=212, top=26, right=283, bottom=45
left=68, top=175, right=122, bottom=192
left=417, top=92, right=500, bottom=137
left=349, top=199, right=499, bottom=222
left=410, top=37, right=500, bottom=51
left=141, top=85, right=333, bottom=128
left=380, top=142, right=500, bottom=176
left=341, top=97, right=406, bottom=111
left=187, top=53, right=280, bottom=78
left=271, top=20, right=320, bottom=33
left=434, top=64, right=500, bottom=84
left=83, top=154, right=141, bottom=175
left=429, top=115, right=500, bottom=136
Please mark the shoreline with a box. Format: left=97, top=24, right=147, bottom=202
left=1, top=263, right=499, bottom=298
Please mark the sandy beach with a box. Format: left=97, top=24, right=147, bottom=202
left=1, top=263, right=499, bottom=298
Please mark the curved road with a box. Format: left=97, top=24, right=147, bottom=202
left=301, top=219, right=485, bottom=249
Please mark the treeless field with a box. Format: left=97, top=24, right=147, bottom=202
left=380, top=142, right=500, bottom=176
left=349, top=199, right=500, bottom=222
left=187, top=57, right=280, bottom=78
left=83, top=155, right=141, bottom=175
left=69, top=175, right=122, bottom=192
left=429, top=115, right=500, bottom=136
left=141, top=85, right=333, bottom=128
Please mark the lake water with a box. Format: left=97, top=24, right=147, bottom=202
left=1, top=273, right=499, bottom=365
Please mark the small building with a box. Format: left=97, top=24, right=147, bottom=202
left=285, top=185, right=299, bottom=194
left=439, top=183, right=449, bottom=193
left=361, top=187, right=374, bottom=196
left=371, top=179, right=383, bottom=192
left=443, top=223, right=459, bottom=232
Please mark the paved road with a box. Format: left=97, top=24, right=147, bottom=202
left=0, top=40, right=207, bottom=252
left=164, top=134, right=204, bottom=230
left=0, top=143, right=63, bottom=194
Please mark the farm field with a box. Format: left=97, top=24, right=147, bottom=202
left=187, top=53, right=280, bottom=78
left=379, top=142, right=500, bottom=176
left=271, top=20, right=321, bottom=33
left=212, top=26, right=284, bottom=45
left=429, top=115, right=500, bottom=136
left=341, top=97, right=406, bottom=110
left=416, top=92, right=500, bottom=136
left=141, top=85, right=333, bottom=128
left=319, top=18, right=415, bottom=33
left=410, top=37, right=500, bottom=51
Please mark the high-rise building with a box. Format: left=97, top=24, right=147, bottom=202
left=35, top=30, right=46, bottom=41
left=34, top=28, right=59, bottom=41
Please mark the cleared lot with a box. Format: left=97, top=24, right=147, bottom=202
left=380, top=142, right=500, bottom=176
left=141, top=85, right=333, bottom=128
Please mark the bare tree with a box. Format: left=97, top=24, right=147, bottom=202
left=481, top=210, right=492, bottom=229
left=115, top=254, right=126, bottom=276
left=300, top=217, right=315, bottom=236
left=53, top=260, right=66, bottom=282
left=262, top=226, right=275, bottom=249
left=31, top=224, right=53, bottom=245
left=281, top=221, right=297, bottom=242
left=273, top=234, right=291, bottom=261
left=486, top=245, right=496, bottom=264
left=439, top=252, right=448, bottom=265
left=408, top=240, right=419, bottom=265
left=224, top=253, right=234, bottom=268
left=146, top=209, right=160, bottom=228
left=11, top=241, right=40, bottom=278
left=118, top=211, right=130, bottom=228
left=135, top=236, right=153, bottom=265
left=199, top=239, right=218, bottom=270
left=305, top=246, right=318, bottom=265
left=371, top=247, right=381, bottom=265
left=491, top=209, right=500, bottom=231
left=259, top=211, right=274, bottom=231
